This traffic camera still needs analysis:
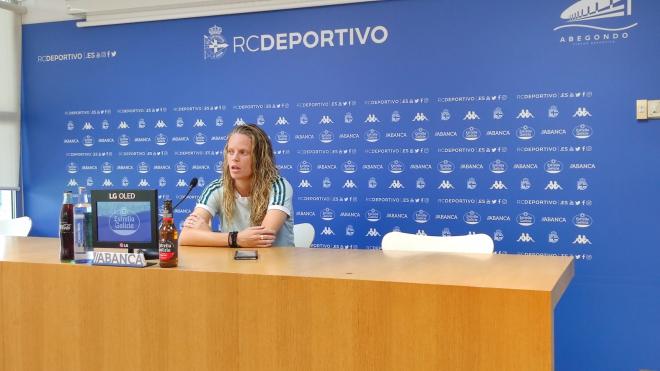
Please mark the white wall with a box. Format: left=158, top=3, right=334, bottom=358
left=20, top=0, right=79, bottom=24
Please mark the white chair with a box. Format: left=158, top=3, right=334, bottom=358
left=0, top=216, right=33, bottom=237
left=293, top=223, right=315, bottom=248
left=381, top=232, right=494, bottom=254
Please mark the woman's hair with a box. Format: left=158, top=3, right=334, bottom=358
left=221, top=124, right=278, bottom=227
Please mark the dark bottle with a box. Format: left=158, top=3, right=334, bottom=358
left=59, top=191, right=74, bottom=261
left=159, top=200, right=178, bottom=268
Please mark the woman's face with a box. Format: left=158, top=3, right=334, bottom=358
left=226, top=133, right=253, bottom=181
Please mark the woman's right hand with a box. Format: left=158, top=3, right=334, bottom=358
left=237, top=226, right=276, bottom=248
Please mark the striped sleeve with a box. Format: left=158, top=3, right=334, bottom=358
left=268, top=177, right=292, bottom=216
left=196, top=178, right=223, bottom=217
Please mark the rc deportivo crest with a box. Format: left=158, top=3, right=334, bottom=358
left=204, top=25, right=229, bottom=60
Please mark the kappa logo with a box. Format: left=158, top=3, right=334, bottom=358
left=490, top=180, right=508, bottom=190
left=365, top=228, right=381, bottom=237
left=102, top=179, right=113, bottom=187
left=320, top=227, right=335, bottom=236
left=117, top=121, right=129, bottom=129
left=319, top=115, right=334, bottom=124
left=549, top=231, right=560, bottom=244
left=343, top=179, right=358, bottom=189
left=437, top=180, right=454, bottom=190
left=234, top=117, right=246, bottom=126
left=298, top=179, right=312, bottom=188
left=516, top=109, right=535, bottom=119
left=365, top=114, right=380, bottom=123
left=573, top=234, right=592, bottom=244
left=545, top=180, right=563, bottom=190
left=176, top=179, right=188, bottom=187
left=463, top=110, right=480, bottom=120
left=416, top=230, right=427, bottom=236
left=155, top=120, right=167, bottom=128
left=194, top=119, right=206, bottom=127
left=549, top=105, right=560, bottom=118
left=412, top=112, right=429, bottom=122
left=204, top=25, right=229, bottom=60
left=517, top=233, right=535, bottom=243
left=82, top=122, right=94, bottom=130
left=275, top=116, right=289, bottom=125
left=573, top=107, right=592, bottom=117
left=389, top=180, right=404, bottom=189
left=67, top=178, right=78, bottom=187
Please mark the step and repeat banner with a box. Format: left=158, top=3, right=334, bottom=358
left=23, top=3, right=658, bottom=259
left=20, top=0, right=660, bottom=369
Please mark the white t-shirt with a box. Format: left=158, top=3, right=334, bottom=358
left=195, top=176, right=294, bottom=247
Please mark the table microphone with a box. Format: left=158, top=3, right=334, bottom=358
left=145, top=177, right=199, bottom=260
left=172, top=177, right=199, bottom=212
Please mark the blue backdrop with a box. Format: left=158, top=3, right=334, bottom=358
left=21, top=0, right=660, bottom=369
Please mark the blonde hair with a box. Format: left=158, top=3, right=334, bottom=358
left=221, top=124, right=278, bottom=227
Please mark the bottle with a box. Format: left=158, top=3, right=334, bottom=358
left=159, top=200, right=178, bottom=268
left=59, top=191, right=74, bottom=261
left=73, top=186, right=93, bottom=263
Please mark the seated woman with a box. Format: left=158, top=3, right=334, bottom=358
left=179, top=124, right=293, bottom=248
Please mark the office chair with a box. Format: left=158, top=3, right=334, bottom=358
left=0, top=216, right=33, bottom=237
left=381, top=232, right=494, bottom=254
left=293, top=223, right=315, bottom=248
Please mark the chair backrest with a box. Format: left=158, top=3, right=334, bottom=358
left=0, top=216, right=33, bottom=237
left=293, top=223, right=315, bottom=248
left=381, top=232, right=494, bottom=254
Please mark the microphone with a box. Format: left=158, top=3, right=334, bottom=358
left=172, top=177, right=198, bottom=212
left=145, top=178, right=199, bottom=260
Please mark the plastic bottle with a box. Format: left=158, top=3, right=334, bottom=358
left=59, top=191, right=74, bottom=261
left=73, top=186, right=93, bottom=263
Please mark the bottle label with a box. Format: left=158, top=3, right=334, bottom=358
left=159, top=240, right=177, bottom=261
left=60, top=223, right=72, bottom=232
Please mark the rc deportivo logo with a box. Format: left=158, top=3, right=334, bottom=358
left=204, top=25, right=229, bottom=60
left=554, top=0, right=638, bottom=45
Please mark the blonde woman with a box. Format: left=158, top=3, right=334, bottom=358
left=179, top=124, right=294, bottom=247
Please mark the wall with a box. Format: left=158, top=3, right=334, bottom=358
left=21, top=0, right=660, bottom=369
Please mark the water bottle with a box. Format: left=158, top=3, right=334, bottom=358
left=73, top=187, right=93, bottom=263
left=59, top=191, right=74, bottom=261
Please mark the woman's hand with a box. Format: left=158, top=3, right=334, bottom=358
left=237, top=226, right=276, bottom=248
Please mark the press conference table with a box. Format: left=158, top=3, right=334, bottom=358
left=0, top=236, right=573, bottom=371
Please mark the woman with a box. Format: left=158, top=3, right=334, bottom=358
left=179, top=124, right=294, bottom=247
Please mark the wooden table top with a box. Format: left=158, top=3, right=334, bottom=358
left=0, top=236, right=573, bottom=305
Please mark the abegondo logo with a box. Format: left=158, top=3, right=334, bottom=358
left=205, top=24, right=389, bottom=58
left=553, top=0, right=638, bottom=45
